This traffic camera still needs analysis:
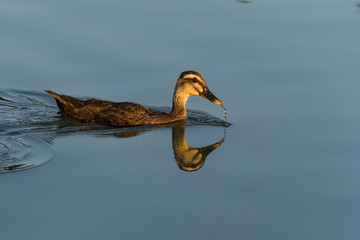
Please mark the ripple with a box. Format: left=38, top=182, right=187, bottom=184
left=0, top=132, right=55, bottom=172
left=0, top=89, right=57, bottom=173
left=0, top=89, right=58, bottom=128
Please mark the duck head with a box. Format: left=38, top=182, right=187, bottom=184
left=174, top=71, right=223, bottom=106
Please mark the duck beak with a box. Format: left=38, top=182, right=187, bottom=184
left=200, top=87, right=223, bottom=106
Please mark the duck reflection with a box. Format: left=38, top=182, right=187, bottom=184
left=100, top=121, right=226, bottom=172
left=172, top=123, right=224, bottom=172
left=0, top=117, right=227, bottom=173
left=0, top=121, right=226, bottom=173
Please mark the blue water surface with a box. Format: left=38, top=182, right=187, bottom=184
left=1, top=0, right=360, bottom=239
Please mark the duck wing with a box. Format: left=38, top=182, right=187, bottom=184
left=46, top=90, right=165, bottom=126
left=93, top=102, right=165, bottom=126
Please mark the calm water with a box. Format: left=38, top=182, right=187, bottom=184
left=1, top=0, right=360, bottom=239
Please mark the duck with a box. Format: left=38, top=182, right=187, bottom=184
left=46, top=71, right=223, bottom=127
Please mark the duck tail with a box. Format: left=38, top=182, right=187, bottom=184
left=45, top=90, right=75, bottom=113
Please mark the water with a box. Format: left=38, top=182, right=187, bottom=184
left=1, top=0, right=360, bottom=239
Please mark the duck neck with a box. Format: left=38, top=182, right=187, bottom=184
left=169, top=90, right=189, bottom=121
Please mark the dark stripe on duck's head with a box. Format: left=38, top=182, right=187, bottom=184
left=179, top=70, right=204, bottom=80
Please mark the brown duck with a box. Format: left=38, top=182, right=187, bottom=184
left=46, top=71, right=223, bottom=127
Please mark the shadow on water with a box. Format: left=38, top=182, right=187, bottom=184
left=0, top=89, right=230, bottom=173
